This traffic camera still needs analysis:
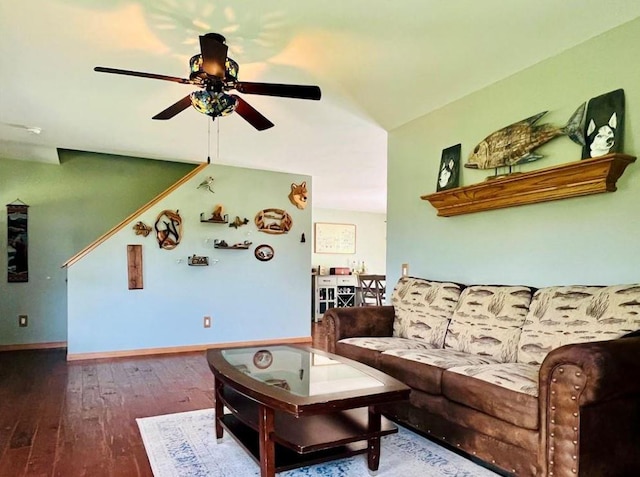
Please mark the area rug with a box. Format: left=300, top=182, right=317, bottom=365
left=137, top=408, right=499, bottom=477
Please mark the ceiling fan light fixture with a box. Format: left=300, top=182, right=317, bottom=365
left=189, top=54, right=205, bottom=80
left=190, top=90, right=237, bottom=117
left=225, top=57, right=239, bottom=82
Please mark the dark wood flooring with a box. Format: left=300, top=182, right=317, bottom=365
left=0, top=322, right=327, bottom=477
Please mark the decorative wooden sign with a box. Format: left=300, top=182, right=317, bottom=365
left=254, top=208, right=292, bottom=234
left=127, top=244, right=143, bottom=289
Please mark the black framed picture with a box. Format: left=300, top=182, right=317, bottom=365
left=581, top=89, right=625, bottom=159
left=7, top=200, right=29, bottom=282
left=254, top=244, right=274, bottom=262
left=436, top=144, right=461, bottom=191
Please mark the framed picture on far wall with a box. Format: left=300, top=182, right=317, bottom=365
left=436, top=144, right=461, bottom=191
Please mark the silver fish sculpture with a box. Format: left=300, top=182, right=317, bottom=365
left=465, top=103, right=585, bottom=170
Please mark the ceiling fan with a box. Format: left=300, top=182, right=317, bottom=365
left=94, top=33, right=321, bottom=131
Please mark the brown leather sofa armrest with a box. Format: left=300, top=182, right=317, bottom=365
left=323, top=306, right=395, bottom=353
left=539, top=335, right=640, bottom=405
left=537, top=335, right=640, bottom=477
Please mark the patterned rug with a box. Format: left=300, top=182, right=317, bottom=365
left=137, top=408, right=499, bottom=477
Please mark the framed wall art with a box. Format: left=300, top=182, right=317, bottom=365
left=7, top=199, right=29, bottom=282
left=436, top=143, right=461, bottom=191
left=314, top=222, right=356, bottom=254
left=581, top=89, right=625, bottom=159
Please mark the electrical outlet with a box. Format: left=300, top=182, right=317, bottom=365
left=18, top=314, right=28, bottom=327
left=203, top=316, right=211, bottom=328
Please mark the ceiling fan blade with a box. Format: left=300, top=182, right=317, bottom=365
left=199, top=34, right=228, bottom=78
left=235, top=82, right=321, bottom=100
left=94, top=66, right=192, bottom=85
left=152, top=95, right=193, bottom=120
left=232, top=95, right=274, bottom=131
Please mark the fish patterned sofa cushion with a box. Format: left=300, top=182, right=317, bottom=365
left=391, top=277, right=463, bottom=348
left=447, top=362, right=541, bottom=397
left=338, top=337, right=438, bottom=352
left=382, top=348, right=500, bottom=369
left=517, top=284, right=640, bottom=365
left=444, top=285, right=533, bottom=362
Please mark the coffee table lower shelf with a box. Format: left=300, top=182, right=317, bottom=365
left=218, top=388, right=398, bottom=473
left=222, top=414, right=378, bottom=472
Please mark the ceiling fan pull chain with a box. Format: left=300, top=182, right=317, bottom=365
left=207, top=119, right=211, bottom=164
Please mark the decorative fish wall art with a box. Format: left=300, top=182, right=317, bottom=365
left=465, top=103, right=586, bottom=171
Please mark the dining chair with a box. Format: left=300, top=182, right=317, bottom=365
left=357, top=274, right=386, bottom=306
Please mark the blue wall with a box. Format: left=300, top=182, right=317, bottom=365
left=66, top=163, right=312, bottom=356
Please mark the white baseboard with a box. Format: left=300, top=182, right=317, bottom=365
left=66, top=336, right=312, bottom=361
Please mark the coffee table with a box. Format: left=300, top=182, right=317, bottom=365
left=206, top=345, right=410, bottom=477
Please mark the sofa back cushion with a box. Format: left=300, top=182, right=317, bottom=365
left=517, top=284, right=640, bottom=365
left=391, top=277, right=463, bottom=347
left=444, top=285, right=533, bottom=362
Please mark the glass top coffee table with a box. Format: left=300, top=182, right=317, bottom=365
left=206, top=345, right=410, bottom=477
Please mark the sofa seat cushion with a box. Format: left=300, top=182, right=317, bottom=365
left=338, top=336, right=438, bottom=352
left=379, top=349, right=499, bottom=395
left=442, top=363, right=540, bottom=430
left=335, top=337, right=436, bottom=369
left=447, top=362, right=540, bottom=397
left=444, top=285, right=533, bottom=362
left=518, top=284, right=640, bottom=365
left=391, top=277, right=463, bottom=347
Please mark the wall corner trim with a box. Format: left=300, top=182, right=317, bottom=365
left=62, top=162, right=207, bottom=268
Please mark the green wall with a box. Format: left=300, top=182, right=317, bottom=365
left=0, top=150, right=195, bottom=346
left=387, top=18, right=640, bottom=289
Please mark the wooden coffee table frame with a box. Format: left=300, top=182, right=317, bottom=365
left=207, top=346, right=410, bottom=477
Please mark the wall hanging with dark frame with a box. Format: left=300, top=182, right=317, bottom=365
left=7, top=199, right=29, bottom=282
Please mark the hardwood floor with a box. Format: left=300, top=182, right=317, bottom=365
left=0, top=322, right=327, bottom=477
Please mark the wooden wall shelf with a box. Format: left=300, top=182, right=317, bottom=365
left=421, top=153, right=635, bottom=217
left=200, top=212, right=228, bottom=224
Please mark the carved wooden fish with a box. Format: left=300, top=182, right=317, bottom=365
left=465, top=103, right=585, bottom=170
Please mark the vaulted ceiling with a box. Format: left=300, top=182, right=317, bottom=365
left=2, top=1, right=640, bottom=212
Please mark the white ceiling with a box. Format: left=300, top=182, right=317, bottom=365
left=2, top=1, right=640, bottom=213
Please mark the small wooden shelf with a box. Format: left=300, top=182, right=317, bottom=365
left=421, top=153, right=635, bottom=217
left=214, top=240, right=252, bottom=250
left=200, top=212, right=228, bottom=224
left=187, top=255, right=209, bottom=266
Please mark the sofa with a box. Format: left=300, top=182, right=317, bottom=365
left=324, top=276, right=640, bottom=477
